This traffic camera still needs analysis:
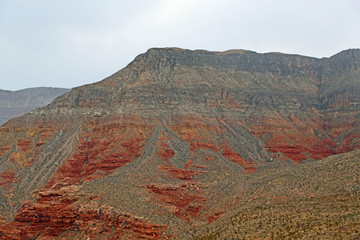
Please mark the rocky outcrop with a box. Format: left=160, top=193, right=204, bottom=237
left=0, top=186, right=169, bottom=239
left=0, top=48, right=359, bottom=238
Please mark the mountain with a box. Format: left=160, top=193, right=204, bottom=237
left=0, top=87, right=70, bottom=126
left=0, top=48, right=359, bottom=239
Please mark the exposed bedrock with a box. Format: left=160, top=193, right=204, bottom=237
left=0, top=48, right=359, bottom=238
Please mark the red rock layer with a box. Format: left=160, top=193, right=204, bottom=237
left=222, top=146, right=258, bottom=172
left=170, top=117, right=258, bottom=171
left=158, top=165, right=206, bottom=181
left=248, top=114, right=337, bottom=162
left=325, top=114, right=360, bottom=154
left=155, top=132, right=175, bottom=162
left=0, top=186, right=168, bottom=240
left=207, top=211, right=225, bottom=224
left=0, top=126, right=60, bottom=168
left=145, top=129, right=208, bottom=222
left=0, top=146, right=10, bottom=159
left=147, top=183, right=205, bottom=222
left=0, top=169, right=15, bottom=189
left=46, top=121, right=153, bottom=188
left=16, top=138, right=32, bottom=152
left=265, top=132, right=337, bottom=162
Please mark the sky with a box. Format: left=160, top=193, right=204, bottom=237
left=0, top=0, right=359, bottom=90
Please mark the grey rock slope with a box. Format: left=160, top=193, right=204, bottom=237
left=0, top=87, right=69, bottom=125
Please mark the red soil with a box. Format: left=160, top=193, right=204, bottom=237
left=0, top=169, right=15, bottom=188
left=147, top=184, right=205, bottom=222
left=46, top=122, right=151, bottom=188
left=16, top=138, right=32, bottom=152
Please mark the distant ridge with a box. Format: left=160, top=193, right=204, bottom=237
left=0, top=87, right=70, bottom=125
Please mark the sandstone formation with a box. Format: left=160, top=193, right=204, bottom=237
left=0, top=48, right=359, bottom=239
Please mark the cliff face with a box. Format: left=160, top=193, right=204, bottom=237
left=0, top=48, right=359, bottom=239
left=0, top=87, right=70, bottom=126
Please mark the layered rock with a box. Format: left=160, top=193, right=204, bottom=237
left=0, top=186, right=169, bottom=239
left=0, top=87, right=69, bottom=126
left=0, top=48, right=359, bottom=238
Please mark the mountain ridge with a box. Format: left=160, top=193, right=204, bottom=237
left=19, top=48, right=358, bottom=115
left=0, top=87, right=70, bottom=126
left=0, top=48, right=359, bottom=239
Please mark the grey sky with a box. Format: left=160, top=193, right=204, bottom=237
left=1, top=0, right=359, bottom=90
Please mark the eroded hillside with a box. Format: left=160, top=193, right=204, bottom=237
left=0, top=48, right=359, bottom=239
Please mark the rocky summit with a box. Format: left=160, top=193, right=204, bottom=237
left=0, top=48, right=359, bottom=239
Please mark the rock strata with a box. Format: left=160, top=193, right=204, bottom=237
left=0, top=48, right=359, bottom=238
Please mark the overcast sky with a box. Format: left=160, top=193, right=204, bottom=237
left=0, top=0, right=359, bottom=90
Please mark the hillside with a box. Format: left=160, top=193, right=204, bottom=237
left=194, top=149, right=360, bottom=239
left=0, top=48, right=359, bottom=239
left=0, top=87, right=70, bottom=125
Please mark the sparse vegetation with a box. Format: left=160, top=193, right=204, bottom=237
left=195, top=194, right=360, bottom=240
